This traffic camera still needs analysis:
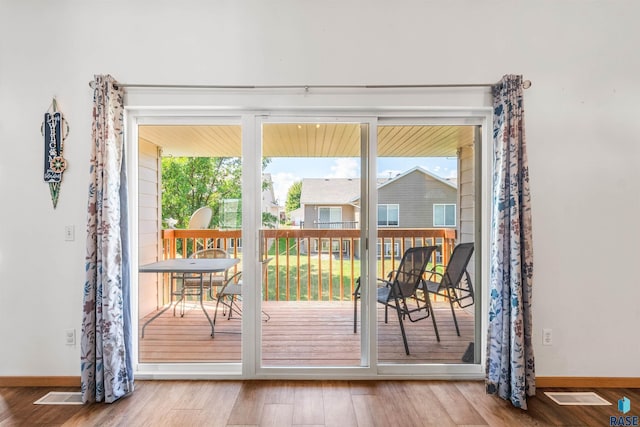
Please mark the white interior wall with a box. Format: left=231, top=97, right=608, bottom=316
left=1, top=0, right=639, bottom=377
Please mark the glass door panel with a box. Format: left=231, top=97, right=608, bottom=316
left=137, top=124, right=243, bottom=364
left=376, top=124, right=477, bottom=364
left=260, top=121, right=363, bottom=367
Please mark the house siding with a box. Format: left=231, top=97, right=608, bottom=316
left=138, top=139, right=162, bottom=316
left=458, top=136, right=476, bottom=286
left=378, top=170, right=457, bottom=228
left=459, top=144, right=475, bottom=244
left=303, top=205, right=315, bottom=228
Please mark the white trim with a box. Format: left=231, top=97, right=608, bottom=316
left=125, top=111, right=141, bottom=373
left=365, top=118, right=378, bottom=371
left=479, top=110, right=492, bottom=366
left=243, top=114, right=259, bottom=377
left=254, top=115, right=379, bottom=378
left=136, top=363, right=242, bottom=379
left=127, top=110, right=247, bottom=377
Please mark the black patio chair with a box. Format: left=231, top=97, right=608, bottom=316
left=421, top=242, right=475, bottom=336
left=353, top=245, right=440, bottom=355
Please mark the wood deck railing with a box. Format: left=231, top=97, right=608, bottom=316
left=161, top=228, right=456, bottom=302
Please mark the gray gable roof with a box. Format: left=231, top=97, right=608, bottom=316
left=348, top=167, right=456, bottom=203
left=300, top=178, right=360, bottom=205
left=300, top=167, right=455, bottom=205
left=378, top=166, right=457, bottom=191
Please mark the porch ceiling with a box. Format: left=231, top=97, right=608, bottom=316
left=138, top=124, right=474, bottom=158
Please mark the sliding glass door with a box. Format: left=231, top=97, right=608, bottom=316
left=258, top=118, right=368, bottom=368
left=375, top=122, right=478, bottom=366
left=136, top=121, right=244, bottom=366
left=131, top=108, right=487, bottom=379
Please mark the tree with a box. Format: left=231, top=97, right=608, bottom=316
left=285, top=181, right=302, bottom=213
left=162, top=156, right=273, bottom=228
left=261, top=212, right=278, bottom=228
left=162, top=157, right=242, bottom=228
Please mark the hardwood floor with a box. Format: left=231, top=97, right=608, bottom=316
left=2, top=381, right=638, bottom=426
left=15, top=301, right=628, bottom=425
left=139, top=301, right=475, bottom=365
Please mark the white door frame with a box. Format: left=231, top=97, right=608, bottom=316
left=125, top=93, right=492, bottom=380
left=251, top=114, right=378, bottom=379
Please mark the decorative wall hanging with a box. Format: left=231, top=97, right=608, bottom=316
left=42, top=98, right=69, bottom=208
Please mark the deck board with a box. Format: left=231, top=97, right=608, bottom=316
left=139, top=301, right=474, bottom=365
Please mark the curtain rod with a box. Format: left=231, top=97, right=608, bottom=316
left=88, top=81, right=532, bottom=90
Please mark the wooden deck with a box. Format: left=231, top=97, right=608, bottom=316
left=139, top=300, right=475, bottom=366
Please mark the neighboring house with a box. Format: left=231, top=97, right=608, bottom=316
left=289, top=206, right=304, bottom=227
left=300, top=178, right=361, bottom=229
left=299, top=167, right=457, bottom=229
left=262, top=173, right=281, bottom=219
left=297, top=167, right=457, bottom=257
left=298, top=178, right=360, bottom=256
left=373, top=166, right=458, bottom=229
left=370, top=167, right=457, bottom=260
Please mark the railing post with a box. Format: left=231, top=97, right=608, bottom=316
left=317, top=238, right=322, bottom=300
left=350, top=237, right=355, bottom=301
left=339, top=237, right=344, bottom=301
left=285, top=235, right=290, bottom=301
left=307, top=237, right=311, bottom=301
left=275, top=237, right=280, bottom=301
left=328, top=237, right=333, bottom=301
left=296, top=236, right=301, bottom=301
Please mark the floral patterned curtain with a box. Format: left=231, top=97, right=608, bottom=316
left=81, top=75, right=134, bottom=403
left=486, top=74, right=535, bottom=409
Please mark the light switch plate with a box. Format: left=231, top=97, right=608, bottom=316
left=64, top=225, right=75, bottom=241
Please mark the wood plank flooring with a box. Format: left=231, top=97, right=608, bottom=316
left=2, top=381, right=638, bottom=426
left=139, top=301, right=475, bottom=365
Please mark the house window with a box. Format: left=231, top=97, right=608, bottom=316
left=434, top=204, right=456, bottom=227
left=229, top=238, right=242, bottom=250
left=378, top=204, right=399, bottom=227
left=317, top=207, right=342, bottom=229
left=377, top=241, right=400, bottom=258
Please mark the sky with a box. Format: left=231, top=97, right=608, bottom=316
left=265, top=157, right=457, bottom=204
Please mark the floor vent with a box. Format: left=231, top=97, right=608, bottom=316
left=544, top=391, right=611, bottom=406
left=34, top=392, right=83, bottom=405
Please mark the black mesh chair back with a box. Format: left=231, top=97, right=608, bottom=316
left=440, top=243, right=474, bottom=290
left=379, top=245, right=439, bottom=355
left=423, top=242, right=475, bottom=337
left=389, top=246, right=434, bottom=300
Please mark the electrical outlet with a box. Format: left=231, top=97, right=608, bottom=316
left=64, top=225, right=75, bottom=241
left=65, top=329, right=76, bottom=346
left=542, top=328, right=553, bottom=346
